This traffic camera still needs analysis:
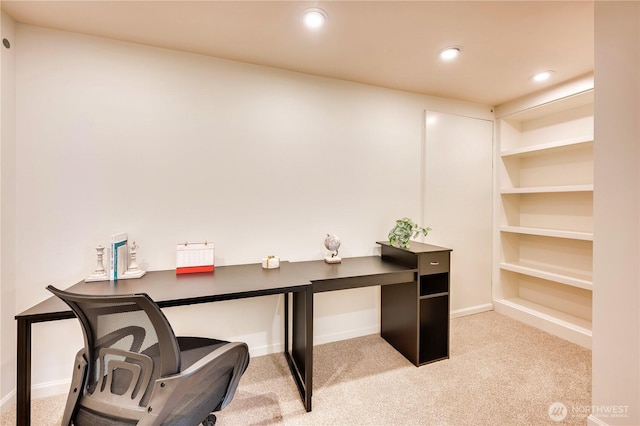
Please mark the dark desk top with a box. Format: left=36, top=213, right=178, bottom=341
left=16, top=261, right=310, bottom=322
left=289, top=256, right=416, bottom=293
left=16, top=256, right=417, bottom=322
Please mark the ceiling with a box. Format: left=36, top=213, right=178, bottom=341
left=1, top=1, right=595, bottom=106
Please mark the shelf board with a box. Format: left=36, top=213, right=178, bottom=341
left=493, top=297, right=592, bottom=348
left=496, top=84, right=593, bottom=120
left=500, top=184, right=593, bottom=194
left=500, top=226, right=593, bottom=241
left=499, top=261, right=592, bottom=291
left=500, top=135, right=593, bottom=158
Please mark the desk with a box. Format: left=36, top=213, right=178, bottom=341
left=15, top=254, right=426, bottom=425
left=284, top=255, right=418, bottom=411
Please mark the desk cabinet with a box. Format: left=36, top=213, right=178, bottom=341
left=378, top=241, right=451, bottom=366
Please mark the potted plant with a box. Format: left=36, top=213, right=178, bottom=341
left=388, top=217, right=431, bottom=249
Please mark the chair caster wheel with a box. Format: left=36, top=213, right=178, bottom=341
left=202, top=414, right=217, bottom=425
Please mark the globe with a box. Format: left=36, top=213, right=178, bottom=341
left=324, top=234, right=341, bottom=252
left=324, top=234, right=342, bottom=264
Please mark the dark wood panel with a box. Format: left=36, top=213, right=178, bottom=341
left=418, top=251, right=450, bottom=275
left=420, top=273, right=449, bottom=296
left=289, top=256, right=415, bottom=281
left=379, top=244, right=419, bottom=269
left=286, top=256, right=416, bottom=293
left=419, top=296, right=450, bottom=364
left=378, top=241, right=452, bottom=255
left=381, top=282, right=419, bottom=365
left=312, top=271, right=415, bottom=293
left=292, top=291, right=309, bottom=377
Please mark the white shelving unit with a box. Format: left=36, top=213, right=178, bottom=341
left=493, top=78, right=594, bottom=348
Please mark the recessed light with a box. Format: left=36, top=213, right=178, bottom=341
left=439, top=46, right=461, bottom=61
left=303, top=8, right=327, bottom=29
left=531, top=70, right=556, bottom=82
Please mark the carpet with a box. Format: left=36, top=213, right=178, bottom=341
left=1, top=311, right=591, bottom=425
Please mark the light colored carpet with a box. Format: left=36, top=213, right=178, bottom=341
left=1, top=311, right=591, bottom=425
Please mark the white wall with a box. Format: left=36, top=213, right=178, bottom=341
left=423, top=112, right=493, bottom=317
left=591, top=2, right=640, bottom=425
left=0, top=11, right=17, bottom=412
left=5, top=23, right=492, bottom=399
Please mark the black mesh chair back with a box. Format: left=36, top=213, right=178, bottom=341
left=48, top=285, right=249, bottom=426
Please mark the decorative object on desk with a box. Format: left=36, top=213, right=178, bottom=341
left=121, top=241, right=146, bottom=279
left=85, top=245, right=109, bottom=282
left=110, top=232, right=128, bottom=281
left=388, top=217, right=431, bottom=249
left=324, top=233, right=342, bottom=264
left=176, top=241, right=215, bottom=274
left=262, top=255, right=280, bottom=269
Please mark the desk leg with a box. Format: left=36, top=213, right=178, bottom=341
left=284, top=289, right=313, bottom=412
left=284, top=293, right=289, bottom=354
left=16, top=318, right=32, bottom=426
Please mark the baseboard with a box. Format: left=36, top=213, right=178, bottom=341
left=493, top=298, right=592, bottom=349
left=247, top=342, right=283, bottom=357
left=31, top=378, right=70, bottom=399
left=1, top=378, right=71, bottom=413
left=247, top=306, right=494, bottom=356
left=314, top=325, right=379, bottom=346
left=1, top=390, right=15, bottom=414
left=450, top=303, right=493, bottom=319
left=587, top=414, right=610, bottom=426
left=248, top=324, right=379, bottom=356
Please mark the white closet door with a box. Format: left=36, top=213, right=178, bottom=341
left=423, top=111, right=493, bottom=316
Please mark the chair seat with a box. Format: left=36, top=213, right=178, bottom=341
left=177, top=337, right=229, bottom=371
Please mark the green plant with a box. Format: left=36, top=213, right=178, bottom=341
left=388, top=217, right=431, bottom=249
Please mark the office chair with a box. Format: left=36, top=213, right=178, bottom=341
left=47, top=285, right=250, bottom=426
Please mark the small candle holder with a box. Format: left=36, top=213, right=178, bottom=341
left=262, top=255, right=280, bottom=269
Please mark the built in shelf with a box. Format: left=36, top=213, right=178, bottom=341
left=493, top=297, right=592, bottom=342
left=495, top=84, right=594, bottom=349
left=499, top=261, right=592, bottom=291
left=419, top=292, right=448, bottom=300
left=500, top=226, right=593, bottom=241
left=496, top=87, right=594, bottom=121
left=500, top=184, right=593, bottom=194
left=501, top=135, right=593, bottom=158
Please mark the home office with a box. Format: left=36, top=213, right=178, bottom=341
left=1, top=2, right=638, bottom=425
